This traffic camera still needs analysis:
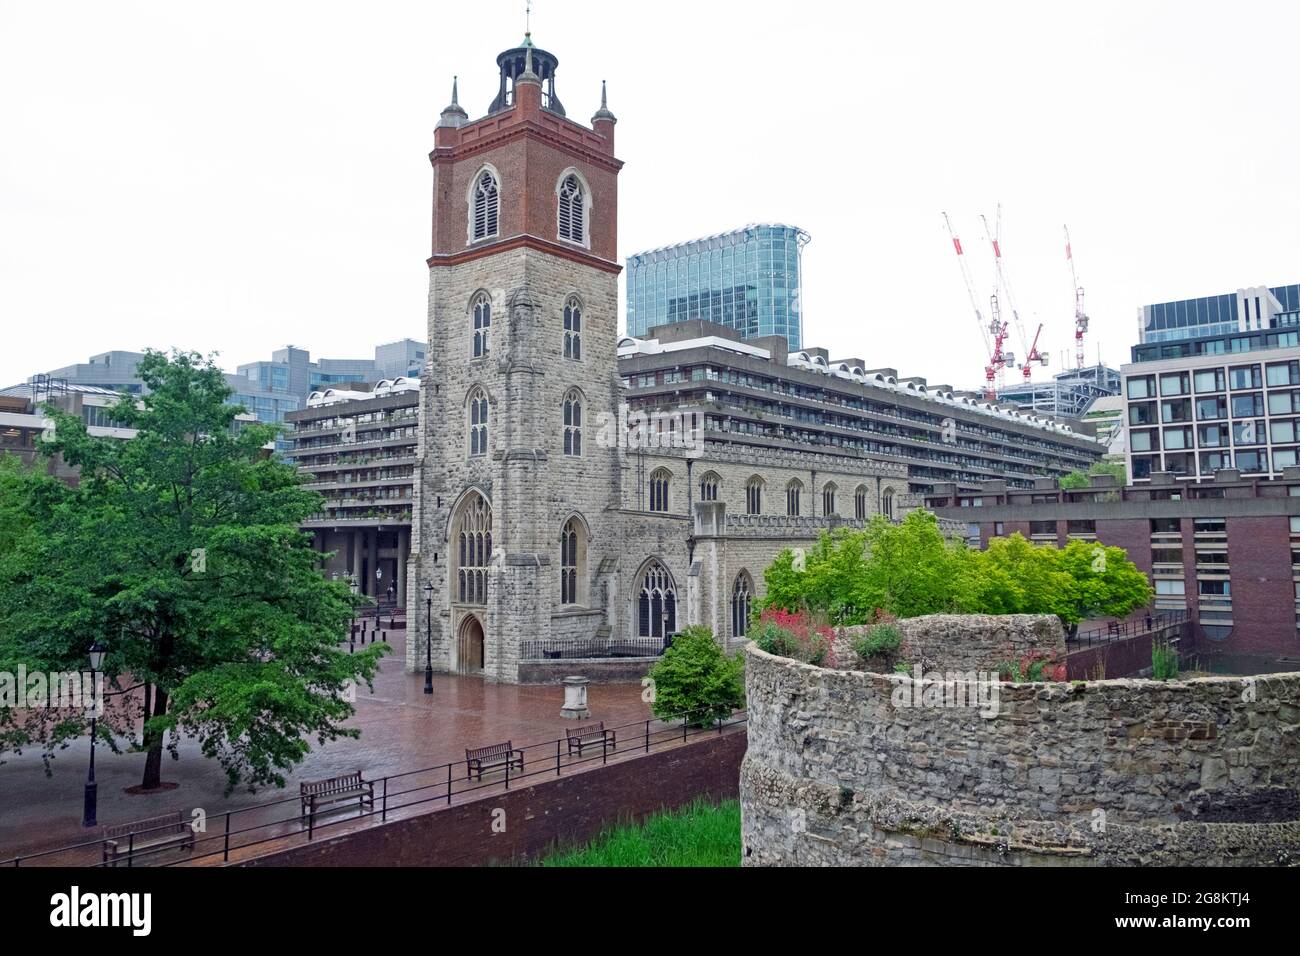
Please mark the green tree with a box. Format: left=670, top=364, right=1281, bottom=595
left=1055, top=539, right=1153, bottom=631
left=0, top=350, right=385, bottom=793
left=647, top=626, right=744, bottom=727
left=970, top=533, right=1077, bottom=619
left=1059, top=460, right=1127, bottom=490
left=762, top=511, right=979, bottom=622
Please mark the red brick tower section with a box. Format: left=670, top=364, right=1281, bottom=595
left=427, top=54, right=621, bottom=271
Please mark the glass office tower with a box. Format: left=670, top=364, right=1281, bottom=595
left=625, top=223, right=810, bottom=349
left=1139, top=283, right=1300, bottom=344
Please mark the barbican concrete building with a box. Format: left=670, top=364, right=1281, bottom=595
left=403, top=32, right=1104, bottom=684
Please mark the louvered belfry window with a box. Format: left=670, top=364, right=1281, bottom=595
left=472, top=170, right=499, bottom=242
left=558, top=174, right=584, bottom=243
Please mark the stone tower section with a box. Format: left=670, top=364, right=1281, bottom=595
left=409, top=33, right=623, bottom=683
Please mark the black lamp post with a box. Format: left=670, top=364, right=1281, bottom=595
left=348, top=574, right=359, bottom=654
left=423, top=582, right=434, bottom=695
left=83, top=640, right=107, bottom=828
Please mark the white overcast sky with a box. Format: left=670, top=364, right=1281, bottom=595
left=2, top=0, right=1298, bottom=392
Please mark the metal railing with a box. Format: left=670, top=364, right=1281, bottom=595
left=1, top=706, right=747, bottom=869
left=1066, top=609, right=1189, bottom=648
left=519, top=635, right=668, bottom=661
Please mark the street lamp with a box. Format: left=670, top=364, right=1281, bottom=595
left=83, top=640, right=107, bottom=828
left=348, top=573, right=359, bottom=654
left=423, top=582, right=434, bottom=695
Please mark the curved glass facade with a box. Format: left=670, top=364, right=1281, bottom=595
left=625, top=223, right=808, bottom=348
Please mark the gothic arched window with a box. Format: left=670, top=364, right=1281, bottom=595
left=732, top=572, right=753, bottom=639
left=560, top=517, right=586, bottom=605
left=471, top=169, right=499, bottom=242
left=649, top=468, right=671, bottom=513
left=745, top=476, right=763, bottom=515
left=557, top=173, right=585, bottom=245
left=467, top=386, right=489, bottom=457
left=471, top=292, right=491, bottom=358
left=452, top=492, right=492, bottom=605
left=563, top=297, right=582, bottom=360
left=563, top=389, right=583, bottom=456
left=854, top=484, right=869, bottom=521
left=786, top=479, right=802, bottom=517
left=638, top=562, right=677, bottom=640
left=699, top=471, right=720, bottom=502
left=822, top=482, right=837, bottom=517
left=882, top=487, right=896, bottom=520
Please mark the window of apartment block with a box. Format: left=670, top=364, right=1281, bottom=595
left=1196, top=396, right=1227, bottom=420
left=1162, top=426, right=1192, bottom=450
left=1129, top=402, right=1156, bottom=425
left=1131, top=455, right=1157, bottom=479
left=1163, top=452, right=1194, bottom=475
left=1271, top=419, right=1298, bottom=444
left=1193, top=517, right=1227, bottom=535
left=1230, top=393, right=1263, bottom=418
left=1150, top=517, right=1181, bottom=534
left=1197, top=423, right=1228, bottom=447
left=1130, top=429, right=1157, bottom=453
left=1269, top=390, right=1300, bottom=415
left=1159, top=372, right=1189, bottom=396
left=1229, top=365, right=1262, bottom=389
left=1154, top=580, right=1186, bottom=596
left=1029, top=520, right=1056, bottom=536
left=1200, top=450, right=1232, bottom=472
left=1066, top=519, right=1096, bottom=535
left=1267, top=361, right=1300, bottom=388
left=1194, top=368, right=1226, bottom=393
left=1235, top=448, right=1268, bottom=473
left=1160, top=399, right=1191, bottom=423
left=1151, top=546, right=1183, bottom=564
left=1127, top=376, right=1155, bottom=399
left=1274, top=447, right=1299, bottom=468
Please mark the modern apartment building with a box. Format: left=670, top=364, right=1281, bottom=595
left=625, top=224, right=809, bottom=348
left=1123, top=325, right=1300, bottom=482
left=925, top=470, right=1300, bottom=668
left=618, top=320, right=1103, bottom=494
left=1137, top=282, right=1300, bottom=345
left=284, top=377, right=420, bottom=606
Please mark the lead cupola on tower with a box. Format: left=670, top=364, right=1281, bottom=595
left=488, top=32, right=565, bottom=116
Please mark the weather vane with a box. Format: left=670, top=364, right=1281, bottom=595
left=526, top=0, right=531, bottom=35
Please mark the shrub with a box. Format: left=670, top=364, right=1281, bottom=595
left=996, top=653, right=1067, bottom=683
left=752, top=608, right=835, bottom=667
left=852, top=623, right=902, bottom=663
left=648, top=626, right=745, bottom=727
left=1151, top=641, right=1179, bottom=681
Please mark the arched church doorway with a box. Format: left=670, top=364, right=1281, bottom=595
left=457, top=614, right=485, bottom=675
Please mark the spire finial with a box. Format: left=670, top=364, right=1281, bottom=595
left=592, top=78, right=616, bottom=124
left=438, top=74, right=468, bottom=128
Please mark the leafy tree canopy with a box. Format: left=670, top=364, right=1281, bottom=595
left=0, top=350, right=384, bottom=793
left=760, top=510, right=1152, bottom=632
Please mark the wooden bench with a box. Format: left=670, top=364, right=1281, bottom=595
left=101, top=810, right=195, bottom=866
left=300, top=771, right=374, bottom=829
left=566, top=722, right=616, bottom=758
left=465, top=741, right=524, bottom=781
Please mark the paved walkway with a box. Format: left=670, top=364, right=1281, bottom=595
left=0, top=630, right=653, bottom=860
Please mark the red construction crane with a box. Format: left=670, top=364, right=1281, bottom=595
left=943, top=212, right=1010, bottom=399
left=1064, top=224, right=1089, bottom=370
left=981, top=206, right=1047, bottom=381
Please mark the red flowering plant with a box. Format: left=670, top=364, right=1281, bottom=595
left=752, top=607, right=837, bottom=667
left=996, top=651, right=1067, bottom=683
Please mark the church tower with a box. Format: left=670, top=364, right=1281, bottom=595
left=408, top=33, right=623, bottom=682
